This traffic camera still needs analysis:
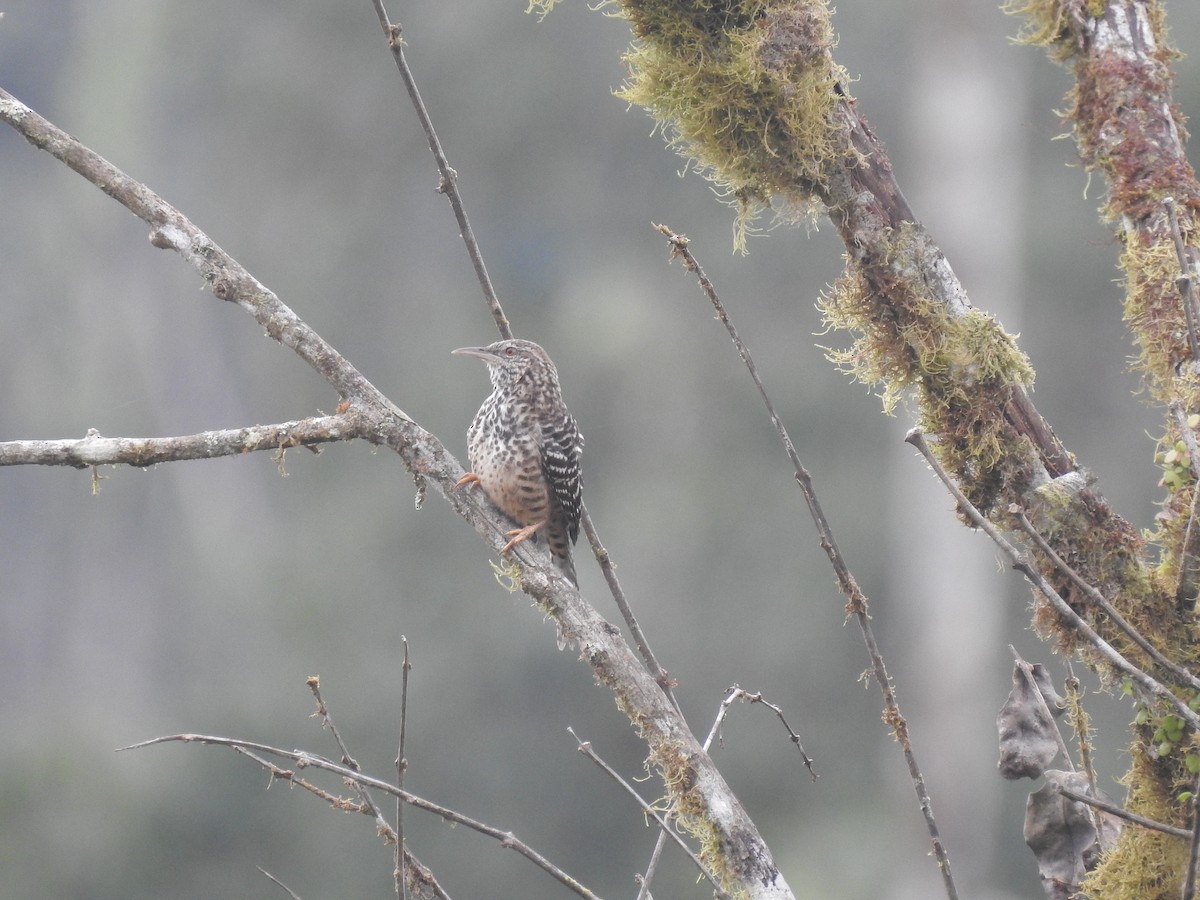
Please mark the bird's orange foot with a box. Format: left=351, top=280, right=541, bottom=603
left=456, top=472, right=482, bottom=489
left=500, top=521, right=545, bottom=554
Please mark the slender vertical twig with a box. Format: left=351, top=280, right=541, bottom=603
left=369, top=0, right=511, bottom=340
left=396, top=637, right=411, bottom=900
left=307, top=677, right=404, bottom=856
left=1186, top=777, right=1200, bottom=900
left=1170, top=402, right=1200, bottom=609
left=1063, top=662, right=1103, bottom=835
left=580, top=512, right=679, bottom=710
left=656, top=224, right=958, bottom=900
left=1165, top=197, right=1200, bottom=361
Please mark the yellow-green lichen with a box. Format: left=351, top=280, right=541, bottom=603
left=614, top=0, right=850, bottom=243
left=1122, top=237, right=1199, bottom=401
left=1001, top=0, right=1078, bottom=58
left=1082, top=742, right=1191, bottom=898
left=819, top=223, right=1036, bottom=512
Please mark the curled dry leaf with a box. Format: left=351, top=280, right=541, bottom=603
left=998, top=661, right=1065, bottom=780
left=1024, top=770, right=1122, bottom=900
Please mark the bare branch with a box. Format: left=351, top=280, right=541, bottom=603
left=369, top=1, right=510, bottom=340
left=257, top=866, right=304, bottom=900
left=1062, top=664, right=1102, bottom=835
left=122, top=732, right=601, bottom=900
left=305, top=677, right=399, bottom=850
left=0, top=415, right=362, bottom=469
left=1055, top=785, right=1189, bottom=840
left=580, top=510, right=678, bottom=707
left=658, top=224, right=957, bottom=900
left=396, top=638, right=411, bottom=900
left=1186, top=778, right=1200, bottom=900
left=714, top=687, right=816, bottom=781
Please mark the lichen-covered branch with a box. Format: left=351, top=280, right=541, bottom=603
left=1003, top=2, right=1200, bottom=896
left=592, top=1, right=1200, bottom=892
left=0, top=415, right=362, bottom=468
left=609, top=0, right=1159, bottom=673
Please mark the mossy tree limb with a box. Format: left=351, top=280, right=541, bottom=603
left=616, top=4, right=1152, bottom=653
left=1005, top=2, right=1200, bottom=897
left=607, top=0, right=1200, bottom=894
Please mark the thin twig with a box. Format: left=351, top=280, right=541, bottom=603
left=658, top=224, right=959, bottom=900
left=906, top=428, right=1200, bottom=733
left=307, top=678, right=396, bottom=836
left=1186, top=774, right=1200, bottom=900
left=369, top=0, right=510, bottom=340
left=1186, top=775, right=1200, bottom=900
left=257, top=866, right=304, bottom=900
left=1063, top=661, right=1103, bottom=835
left=1013, top=509, right=1200, bottom=692
left=1055, top=785, right=1189, bottom=839
left=1165, top=197, right=1200, bottom=361
left=308, top=676, right=359, bottom=770
left=121, top=733, right=603, bottom=900
left=580, top=510, right=679, bottom=709
left=1170, top=401, right=1200, bottom=610
left=715, top=687, right=816, bottom=780
left=396, top=637, right=412, bottom=900
left=567, top=728, right=731, bottom=900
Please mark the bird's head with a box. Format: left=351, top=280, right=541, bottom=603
left=452, top=339, right=558, bottom=393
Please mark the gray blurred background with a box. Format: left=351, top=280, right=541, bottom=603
left=2, top=2, right=1197, bottom=898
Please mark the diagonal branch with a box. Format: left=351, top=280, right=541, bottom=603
left=125, top=733, right=587, bottom=899
left=658, top=224, right=956, bottom=900
left=0, top=83, right=794, bottom=900
left=907, top=428, right=1200, bottom=734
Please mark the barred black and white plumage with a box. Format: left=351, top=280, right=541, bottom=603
left=452, top=339, right=584, bottom=585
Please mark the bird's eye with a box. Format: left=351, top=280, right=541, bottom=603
left=505, top=347, right=516, bottom=357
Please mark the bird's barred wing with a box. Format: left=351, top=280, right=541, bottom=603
left=541, top=415, right=584, bottom=545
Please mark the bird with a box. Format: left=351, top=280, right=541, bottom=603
left=452, top=338, right=584, bottom=585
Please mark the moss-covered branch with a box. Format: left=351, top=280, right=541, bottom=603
left=594, top=0, right=1200, bottom=894
left=610, top=1, right=1149, bottom=647
left=1004, top=2, right=1200, bottom=896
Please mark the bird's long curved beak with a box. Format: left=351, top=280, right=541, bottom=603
left=452, top=346, right=500, bottom=362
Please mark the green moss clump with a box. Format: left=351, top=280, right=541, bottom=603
left=614, top=1, right=850, bottom=242
left=1083, top=742, right=1191, bottom=898
left=1002, top=0, right=1078, bottom=57
left=820, top=222, right=1036, bottom=513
